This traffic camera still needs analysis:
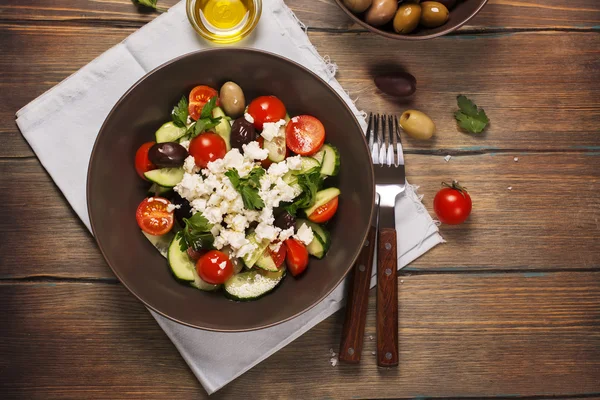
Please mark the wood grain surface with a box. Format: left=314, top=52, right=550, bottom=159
left=376, top=228, right=399, bottom=367
left=1, top=0, right=600, bottom=398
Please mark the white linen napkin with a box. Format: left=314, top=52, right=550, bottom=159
left=16, top=0, right=444, bottom=394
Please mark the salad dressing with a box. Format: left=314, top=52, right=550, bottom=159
left=189, top=0, right=259, bottom=43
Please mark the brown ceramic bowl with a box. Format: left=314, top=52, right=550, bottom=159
left=87, top=49, right=375, bottom=332
left=334, top=0, right=488, bottom=40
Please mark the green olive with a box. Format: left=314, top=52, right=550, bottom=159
left=364, top=0, right=398, bottom=27
left=399, top=110, right=436, bottom=140
left=343, top=0, right=372, bottom=13
left=393, top=4, right=422, bottom=34
left=420, top=1, right=449, bottom=28
left=219, top=81, right=245, bottom=118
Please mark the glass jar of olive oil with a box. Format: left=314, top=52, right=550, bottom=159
left=186, top=0, right=262, bottom=44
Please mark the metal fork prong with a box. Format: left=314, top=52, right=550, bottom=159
left=370, top=113, right=379, bottom=164
left=390, top=114, right=398, bottom=166
left=378, top=114, right=387, bottom=167
left=366, top=112, right=373, bottom=146
left=384, top=115, right=394, bottom=167
left=394, top=115, right=405, bottom=167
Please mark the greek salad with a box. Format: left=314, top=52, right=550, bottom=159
left=134, top=82, right=341, bottom=301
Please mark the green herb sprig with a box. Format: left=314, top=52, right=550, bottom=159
left=284, top=169, right=322, bottom=216
left=132, top=0, right=167, bottom=12
left=185, top=97, right=222, bottom=140
left=454, top=95, right=489, bottom=134
left=225, top=168, right=265, bottom=211
left=177, top=212, right=214, bottom=252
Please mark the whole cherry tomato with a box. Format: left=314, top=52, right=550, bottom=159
left=433, top=181, right=472, bottom=225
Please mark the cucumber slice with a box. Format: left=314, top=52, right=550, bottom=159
left=147, top=183, right=173, bottom=196
left=319, top=144, right=340, bottom=176
left=312, top=149, right=325, bottom=165
left=303, top=187, right=341, bottom=216
left=211, top=107, right=231, bottom=151
left=264, top=136, right=286, bottom=163
left=144, top=167, right=184, bottom=188
left=299, top=157, right=321, bottom=174
left=295, top=219, right=331, bottom=259
left=156, top=121, right=186, bottom=143
left=255, top=251, right=278, bottom=272
left=242, top=232, right=270, bottom=268
left=190, top=265, right=220, bottom=292
left=285, top=113, right=290, bottom=123
left=142, top=230, right=174, bottom=258
left=167, top=235, right=195, bottom=282
left=224, top=267, right=286, bottom=301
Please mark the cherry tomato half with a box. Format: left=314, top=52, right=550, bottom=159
left=433, top=181, right=472, bottom=225
left=307, top=196, right=339, bottom=223
left=196, top=250, right=234, bottom=285
left=284, top=239, right=309, bottom=277
left=247, top=95, right=286, bottom=130
left=269, top=245, right=287, bottom=269
left=188, top=85, right=219, bottom=120
left=135, top=197, right=174, bottom=236
left=188, top=133, right=227, bottom=168
left=135, top=142, right=156, bottom=180
left=285, top=115, right=325, bottom=156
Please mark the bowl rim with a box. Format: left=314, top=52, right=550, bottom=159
left=333, top=0, right=489, bottom=41
left=87, top=48, right=375, bottom=332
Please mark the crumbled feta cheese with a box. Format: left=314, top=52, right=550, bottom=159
left=268, top=161, right=289, bottom=177
left=180, top=140, right=190, bottom=151
left=278, top=227, right=295, bottom=242
left=203, top=207, right=223, bottom=225
left=244, top=113, right=254, bottom=124
left=183, top=155, right=199, bottom=174
left=260, top=119, right=286, bottom=141
left=243, top=141, right=269, bottom=160
left=207, top=158, right=225, bottom=175
left=259, top=207, right=275, bottom=225
left=222, top=148, right=245, bottom=171
left=275, top=177, right=300, bottom=202
left=295, top=223, right=314, bottom=245
left=219, top=200, right=231, bottom=214
left=186, top=116, right=193, bottom=126
left=269, top=242, right=282, bottom=252
left=236, top=242, right=257, bottom=259
left=255, top=223, right=280, bottom=242
left=244, top=209, right=260, bottom=223
left=514, top=157, right=519, bottom=162
left=174, top=173, right=207, bottom=200
left=286, top=155, right=303, bottom=170
left=190, top=198, right=207, bottom=213
left=230, top=214, right=248, bottom=232
left=166, top=203, right=181, bottom=213
left=210, top=224, right=222, bottom=237
left=231, top=197, right=245, bottom=213
left=217, top=229, right=248, bottom=250
left=444, top=155, right=452, bottom=163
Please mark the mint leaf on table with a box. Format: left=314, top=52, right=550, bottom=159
left=178, top=212, right=214, bottom=252
left=171, top=96, right=189, bottom=127
left=225, top=168, right=265, bottom=211
left=185, top=97, right=222, bottom=139
left=454, top=95, right=490, bottom=134
left=284, top=169, right=322, bottom=216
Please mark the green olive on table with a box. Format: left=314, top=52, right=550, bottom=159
left=343, top=0, right=372, bottom=13
left=399, top=110, right=436, bottom=140
left=393, top=3, right=422, bottom=34
left=364, top=0, right=398, bottom=27
left=219, top=81, right=245, bottom=119
left=420, top=1, right=449, bottom=28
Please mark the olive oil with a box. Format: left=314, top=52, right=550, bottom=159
left=187, top=0, right=261, bottom=44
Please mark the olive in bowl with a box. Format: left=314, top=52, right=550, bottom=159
left=148, top=142, right=188, bottom=168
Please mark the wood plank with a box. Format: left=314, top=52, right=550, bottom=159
left=1, top=272, right=599, bottom=398
left=2, top=25, right=599, bottom=158
left=1, top=152, right=598, bottom=279
left=0, top=0, right=598, bottom=30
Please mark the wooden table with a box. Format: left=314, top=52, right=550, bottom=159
left=1, top=1, right=599, bottom=398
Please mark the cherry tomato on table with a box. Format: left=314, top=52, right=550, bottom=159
left=433, top=181, right=472, bottom=225
left=136, top=197, right=174, bottom=236
left=247, top=95, right=286, bottom=130
left=307, top=196, right=339, bottom=223
left=134, top=141, right=156, bottom=180
left=284, top=238, right=309, bottom=277
left=188, top=133, right=227, bottom=168
left=285, top=115, right=325, bottom=156
left=188, top=85, right=219, bottom=120
left=269, top=245, right=287, bottom=269
left=196, top=250, right=234, bottom=285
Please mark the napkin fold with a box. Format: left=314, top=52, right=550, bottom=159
left=16, top=0, right=444, bottom=394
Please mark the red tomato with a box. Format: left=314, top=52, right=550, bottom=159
left=196, top=250, right=234, bottom=285
left=188, top=85, right=219, bottom=120
left=135, top=197, right=174, bottom=236
left=284, top=239, right=309, bottom=277
left=307, top=196, right=339, bottom=223
left=269, top=245, right=287, bottom=269
left=433, top=181, right=472, bottom=225
left=247, top=95, right=286, bottom=130
left=285, top=115, right=325, bottom=156
left=134, top=142, right=156, bottom=180
left=257, top=136, right=289, bottom=169
left=188, top=133, right=227, bottom=168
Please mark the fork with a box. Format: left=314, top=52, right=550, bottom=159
left=370, top=113, right=406, bottom=367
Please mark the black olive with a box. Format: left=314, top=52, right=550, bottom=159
left=274, top=211, right=296, bottom=230
left=171, top=192, right=192, bottom=226
left=148, top=142, right=188, bottom=168
left=230, top=118, right=257, bottom=150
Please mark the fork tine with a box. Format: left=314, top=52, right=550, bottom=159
left=379, top=114, right=388, bottom=166
left=394, top=115, right=405, bottom=167
left=389, top=114, right=398, bottom=166
left=366, top=112, right=374, bottom=149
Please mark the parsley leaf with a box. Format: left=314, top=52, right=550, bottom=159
left=225, top=168, right=265, bottom=211
left=178, top=212, right=214, bottom=252
left=284, top=169, right=322, bottom=215
left=454, top=95, right=489, bottom=134
left=171, top=96, right=189, bottom=127
left=184, top=97, right=222, bottom=139
left=132, top=0, right=166, bottom=12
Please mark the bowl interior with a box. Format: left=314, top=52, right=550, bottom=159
left=88, top=49, right=374, bottom=331
left=334, top=0, right=488, bottom=40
